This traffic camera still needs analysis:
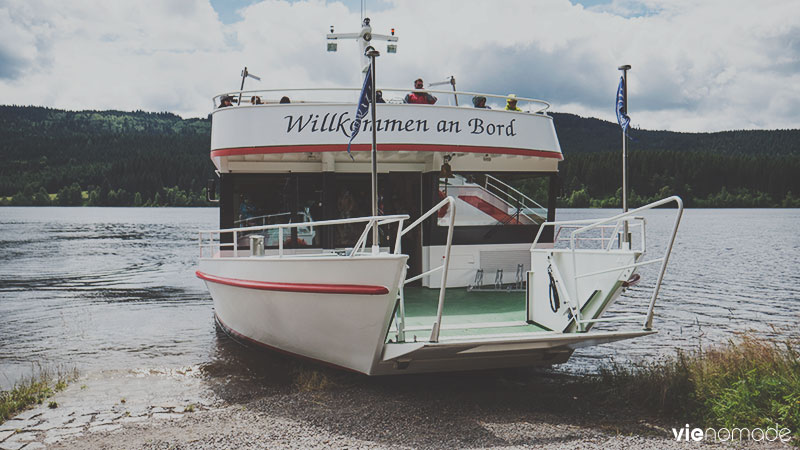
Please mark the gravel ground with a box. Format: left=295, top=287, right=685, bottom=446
left=4, top=337, right=794, bottom=449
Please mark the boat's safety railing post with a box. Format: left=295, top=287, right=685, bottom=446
left=349, top=219, right=377, bottom=257
left=431, top=196, right=456, bottom=342
left=643, top=197, right=683, bottom=329
left=198, top=231, right=237, bottom=258
left=531, top=196, right=683, bottom=331
left=395, top=262, right=408, bottom=343
left=393, top=218, right=404, bottom=254
left=393, top=196, right=456, bottom=343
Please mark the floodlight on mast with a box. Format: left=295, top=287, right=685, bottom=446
left=327, top=18, right=398, bottom=72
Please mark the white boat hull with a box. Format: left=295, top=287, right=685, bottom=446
left=198, top=252, right=658, bottom=375
left=198, top=254, right=407, bottom=374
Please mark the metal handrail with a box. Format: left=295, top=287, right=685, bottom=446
left=483, top=181, right=537, bottom=224
left=553, top=221, right=644, bottom=250
left=234, top=211, right=291, bottom=226
left=531, top=196, right=684, bottom=330
left=213, top=87, right=551, bottom=113
left=484, top=174, right=547, bottom=213
left=393, top=196, right=456, bottom=343
left=199, top=214, right=409, bottom=258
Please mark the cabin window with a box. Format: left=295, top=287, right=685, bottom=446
left=437, top=173, right=549, bottom=227
left=331, top=174, right=400, bottom=249
left=233, top=174, right=322, bottom=248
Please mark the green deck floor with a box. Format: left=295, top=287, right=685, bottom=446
left=389, top=287, right=548, bottom=341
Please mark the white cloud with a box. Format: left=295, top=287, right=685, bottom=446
left=0, top=0, right=798, bottom=131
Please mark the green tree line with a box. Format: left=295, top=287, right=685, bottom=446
left=0, top=106, right=214, bottom=206
left=0, top=106, right=798, bottom=207
left=556, top=149, right=800, bottom=208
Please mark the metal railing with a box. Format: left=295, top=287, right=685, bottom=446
left=483, top=174, right=547, bottom=223
left=213, top=87, right=551, bottom=113
left=530, top=196, right=684, bottom=330
left=199, top=214, right=409, bottom=258
left=553, top=220, right=646, bottom=250
left=234, top=211, right=291, bottom=227
left=393, top=196, right=456, bottom=343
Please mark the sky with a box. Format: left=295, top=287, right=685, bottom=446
left=1, top=0, right=798, bottom=132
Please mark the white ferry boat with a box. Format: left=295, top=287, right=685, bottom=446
left=197, top=19, right=683, bottom=375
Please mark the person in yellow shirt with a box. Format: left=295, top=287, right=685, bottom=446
left=505, top=94, right=522, bottom=111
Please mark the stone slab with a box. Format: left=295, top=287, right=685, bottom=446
left=152, top=413, right=184, bottom=420
left=87, top=424, right=121, bottom=433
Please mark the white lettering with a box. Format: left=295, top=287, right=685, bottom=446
left=675, top=424, right=793, bottom=443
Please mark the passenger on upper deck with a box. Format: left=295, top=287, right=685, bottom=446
left=250, top=96, right=263, bottom=105
left=376, top=90, right=386, bottom=103
left=505, top=94, right=522, bottom=112
left=404, top=78, right=437, bottom=105
left=219, top=95, right=233, bottom=108
left=280, top=96, right=291, bottom=104
left=472, top=96, right=490, bottom=109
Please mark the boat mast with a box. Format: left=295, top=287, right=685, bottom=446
left=367, top=47, right=380, bottom=253
left=328, top=18, right=395, bottom=253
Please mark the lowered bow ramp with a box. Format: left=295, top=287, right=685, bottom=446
left=373, top=329, right=655, bottom=375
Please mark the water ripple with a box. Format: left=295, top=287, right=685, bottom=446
left=0, top=207, right=798, bottom=386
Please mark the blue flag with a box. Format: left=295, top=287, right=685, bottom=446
left=347, top=65, right=372, bottom=160
left=616, top=76, right=631, bottom=138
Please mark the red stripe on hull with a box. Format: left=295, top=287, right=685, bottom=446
left=210, top=144, right=563, bottom=160
left=196, top=270, right=389, bottom=295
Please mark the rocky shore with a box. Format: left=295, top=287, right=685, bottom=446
left=1, top=342, right=791, bottom=449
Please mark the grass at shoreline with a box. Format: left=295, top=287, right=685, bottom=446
left=587, top=333, right=799, bottom=442
left=0, top=366, right=78, bottom=424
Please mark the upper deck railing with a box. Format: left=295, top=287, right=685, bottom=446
left=212, top=87, right=551, bottom=114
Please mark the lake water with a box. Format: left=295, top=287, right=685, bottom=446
left=1, top=207, right=798, bottom=389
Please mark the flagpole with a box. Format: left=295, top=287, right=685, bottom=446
left=367, top=47, right=380, bottom=254
left=618, top=64, right=631, bottom=248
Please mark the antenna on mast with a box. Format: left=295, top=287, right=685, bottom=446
left=327, top=18, right=398, bottom=73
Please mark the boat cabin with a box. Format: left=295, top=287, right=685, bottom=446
left=210, top=88, right=563, bottom=288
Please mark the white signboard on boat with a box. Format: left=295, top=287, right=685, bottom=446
left=210, top=103, right=563, bottom=160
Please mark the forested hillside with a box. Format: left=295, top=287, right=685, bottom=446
left=551, top=112, right=800, bottom=207
left=0, top=105, right=798, bottom=207
left=0, top=106, right=214, bottom=206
